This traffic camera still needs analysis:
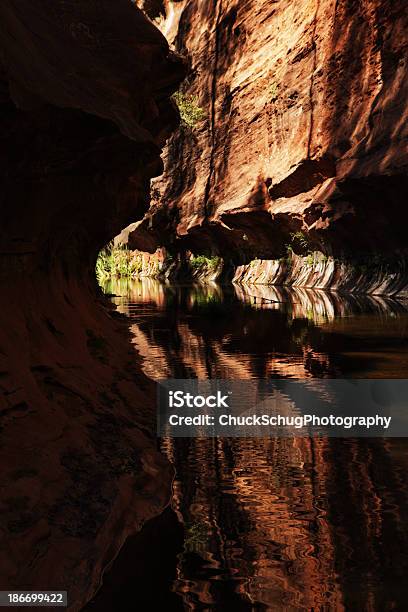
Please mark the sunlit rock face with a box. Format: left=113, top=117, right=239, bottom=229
left=233, top=254, right=408, bottom=296
left=0, top=1, right=184, bottom=608
left=130, top=0, right=408, bottom=266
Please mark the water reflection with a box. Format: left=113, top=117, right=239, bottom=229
left=103, top=278, right=408, bottom=610
left=103, top=278, right=408, bottom=381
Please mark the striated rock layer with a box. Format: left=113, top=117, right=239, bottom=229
left=129, top=0, right=408, bottom=286
left=233, top=254, right=408, bottom=296
left=0, top=1, right=184, bottom=609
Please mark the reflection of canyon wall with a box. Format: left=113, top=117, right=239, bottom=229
left=130, top=0, right=408, bottom=269
left=113, top=279, right=408, bottom=380
left=163, top=434, right=408, bottom=610
left=0, top=2, right=183, bottom=608
left=113, top=279, right=408, bottom=608
left=164, top=436, right=344, bottom=610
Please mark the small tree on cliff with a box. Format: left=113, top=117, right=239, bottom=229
left=172, top=91, right=206, bottom=129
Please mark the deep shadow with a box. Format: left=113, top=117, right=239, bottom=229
left=85, top=507, right=184, bottom=611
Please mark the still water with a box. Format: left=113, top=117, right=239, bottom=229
left=103, top=278, right=408, bottom=611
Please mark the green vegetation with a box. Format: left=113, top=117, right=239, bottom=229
left=277, top=244, right=402, bottom=274
left=305, top=253, right=315, bottom=267
left=183, top=522, right=208, bottom=553
left=163, top=253, right=174, bottom=266
left=290, top=231, right=310, bottom=252
left=172, top=91, right=206, bottom=129
left=96, top=242, right=143, bottom=281
left=269, top=81, right=279, bottom=102
left=189, top=254, right=221, bottom=271
left=278, top=231, right=333, bottom=269
left=190, top=294, right=223, bottom=314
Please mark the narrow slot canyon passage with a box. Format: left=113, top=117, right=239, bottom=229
left=0, top=1, right=408, bottom=611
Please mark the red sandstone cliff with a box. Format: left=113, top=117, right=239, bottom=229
left=0, top=1, right=184, bottom=608
left=130, top=0, right=408, bottom=280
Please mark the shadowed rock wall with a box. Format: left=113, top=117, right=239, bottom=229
left=0, top=1, right=184, bottom=608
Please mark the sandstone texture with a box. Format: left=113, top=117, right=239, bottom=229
left=130, top=0, right=408, bottom=278
left=0, top=1, right=184, bottom=608
left=233, top=253, right=408, bottom=296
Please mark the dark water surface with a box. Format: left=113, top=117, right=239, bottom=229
left=103, top=279, right=408, bottom=611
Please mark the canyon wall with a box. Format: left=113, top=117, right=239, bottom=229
left=129, top=0, right=408, bottom=292
left=0, top=1, right=184, bottom=608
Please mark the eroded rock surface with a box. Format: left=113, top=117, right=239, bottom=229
left=0, top=1, right=184, bottom=608
left=130, top=0, right=408, bottom=267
